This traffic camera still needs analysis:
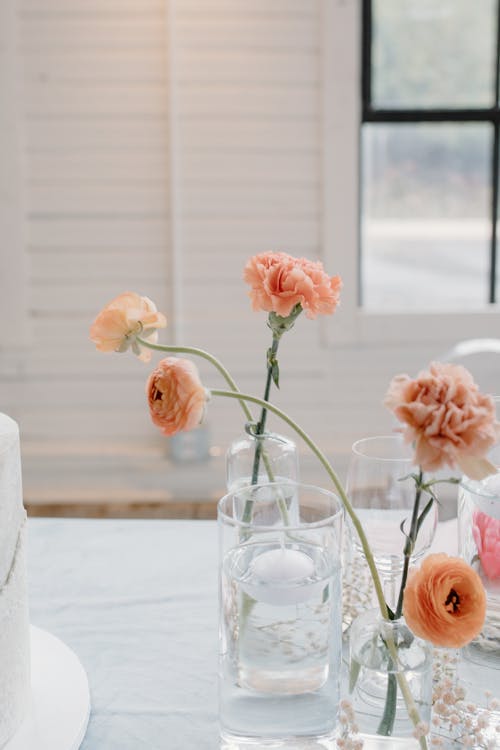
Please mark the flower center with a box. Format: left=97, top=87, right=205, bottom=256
left=444, top=588, right=460, bottom=614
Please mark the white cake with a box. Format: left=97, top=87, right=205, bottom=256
left=0, top=414, right=30, bottom=747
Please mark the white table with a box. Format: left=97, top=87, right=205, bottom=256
left=26, top=518, right=461, bottom=750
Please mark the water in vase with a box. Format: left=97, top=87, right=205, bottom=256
left=219, top=540, right=342, bottom=741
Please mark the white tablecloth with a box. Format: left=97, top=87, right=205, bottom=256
left=27, top=517, right=459, bottom=750
left=28, top=519, right=220, bottom=750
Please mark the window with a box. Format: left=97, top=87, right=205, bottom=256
left=322, top=0, right=500, bottom=344
left=362, top=0, right=498, bottom=311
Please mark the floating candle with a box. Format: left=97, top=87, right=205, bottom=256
left=252, top=548, right=314, bottom=582
left=242, top=546, right=321, bottom=606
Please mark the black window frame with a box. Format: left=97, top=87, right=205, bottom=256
left=361, top=0, right=500, bottom=305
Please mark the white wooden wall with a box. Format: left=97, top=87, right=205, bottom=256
left=2, top=0, right=172, bottom=447
left=1, top=0, right=459, bottom=487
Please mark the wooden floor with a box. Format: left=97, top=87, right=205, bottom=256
left=21, top=440, right=343, bottom=520
left=22, top=440, right=227, bottom=519
left=21, top=441, right=458, bottom=521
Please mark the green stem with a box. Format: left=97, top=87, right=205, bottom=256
left=377, top=672, right=397, bottom=736
left=211, top=388, right=428, bottom=750
left=136, top=336, right=282, bottom=524
left=395, top=469, right=424, bottom=619
left=378, top=469, right=427, bottom=745
left=211, top=388, right=388, bottom=618
left=250, top=336, right=280, bottom=487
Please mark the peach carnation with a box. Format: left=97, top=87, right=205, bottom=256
left=472, top=510, right=500, bottom=581
left=90, top=292, right=166, bottom=363
left=146, top=357, right=207, bottom=437
left=384, top=362, right=499, bottom=479
left=243, top=251, right=342, bottom=319
left=403, top=553, right=486, bottom=648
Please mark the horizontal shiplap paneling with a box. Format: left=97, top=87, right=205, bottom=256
left=175, top=1, right=319, bottom=17
left=25, top=119, right=168, bottom=152
left=20, top=0, right=165, bottom=14
left=29, top=152, right=167, bottom=182
left=24, top=50, right=166, bottom=84
left=29, top=185, right=169, bottom=214
left=179, top=118, right=318, bottom=152
left=20, top=17, right=167, bottom=49
left=174, top=17, right=319, bottom=50
left=27, top=217, right=169, bottom=247
left=11, top=0, right=173, bottom=462
left=165, top=0, right=328, bottom=469
left=29, top=248, right=168, bottom=282
left=175, top=50, right=319, bottom=85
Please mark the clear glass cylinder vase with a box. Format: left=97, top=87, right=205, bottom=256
left=458, top=471, right=500, bottom=665
left=218, top=482, right=343, bottom=746
left=226, top=431, right=299, bottom=491
left=348, top=609, right=433, bottom=742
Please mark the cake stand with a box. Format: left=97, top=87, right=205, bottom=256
left=5, top=626, right=90, bottom=750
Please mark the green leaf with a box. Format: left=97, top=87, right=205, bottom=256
left=416, top=497, right=435, bottom=536
left=271, top=360, right=280, bottom=388
left=398, top=472, right=421, bottom=485
left=349, top=658, right=362, bottom=693
left=322, top=583, right=329, bottom=603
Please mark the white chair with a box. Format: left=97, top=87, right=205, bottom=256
left=440, top=338, right=500, bottom=396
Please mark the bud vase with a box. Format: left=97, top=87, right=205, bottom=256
left=348, top=609, right=433, bottom=743
left=218, top=482, right=343, bottom=746
left=458, top=471, right=500, bottom=665
left=225, top=431, right=299, bottom=491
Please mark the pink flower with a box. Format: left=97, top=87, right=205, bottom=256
left=146, top=357, right=207, bottom=436
left=472, top=510, right=500, bottom=580
left=90, top=292, right=166, bottom=363
left=243, top=251, right=342, bottom=319
left=384, top=362, right=500, bottom=479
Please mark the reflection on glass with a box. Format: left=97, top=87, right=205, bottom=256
left=497, top=147, right=500, bottom=304
left=372, top=0, right=497, bottom=109
left=361, top=123, right=491, bottom=310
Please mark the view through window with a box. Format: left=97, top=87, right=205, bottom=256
left=361, top=0, right=499, bottom=311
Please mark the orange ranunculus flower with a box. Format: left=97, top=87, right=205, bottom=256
left=403, top=553, right=487, bottom=648
left=90, top=292, right=167, bottom=363
left=243, top=251, right=342, bottom=320
left=146, top=357, right=207, bottom=437
left=384, top=362, right=499, bottom=480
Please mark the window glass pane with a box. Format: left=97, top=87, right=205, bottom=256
left=361, top=123, right=492, bottom=310
left=372, top=0, right=497, bottom=109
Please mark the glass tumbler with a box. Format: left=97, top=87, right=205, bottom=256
left=218, top=482, right=343, bottom=746
left=458, top=458, right=500, bottom=665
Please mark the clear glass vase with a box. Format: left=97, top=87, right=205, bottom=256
left=226, top=431, right=299, bottom=491
left=458, top=471, right=500, bottom=665
left=346, top=436, right=438, bottom=611
left=348, top=609, right=433, bottom=742
left=218, top=482, right=343, bottom=746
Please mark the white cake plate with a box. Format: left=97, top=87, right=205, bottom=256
left=5, top=626, right=90, bottom=750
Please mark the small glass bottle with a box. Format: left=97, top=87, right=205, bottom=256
left=349, top=609, right=433, bottom=739
left=226, top=431, right=299, bottom=491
